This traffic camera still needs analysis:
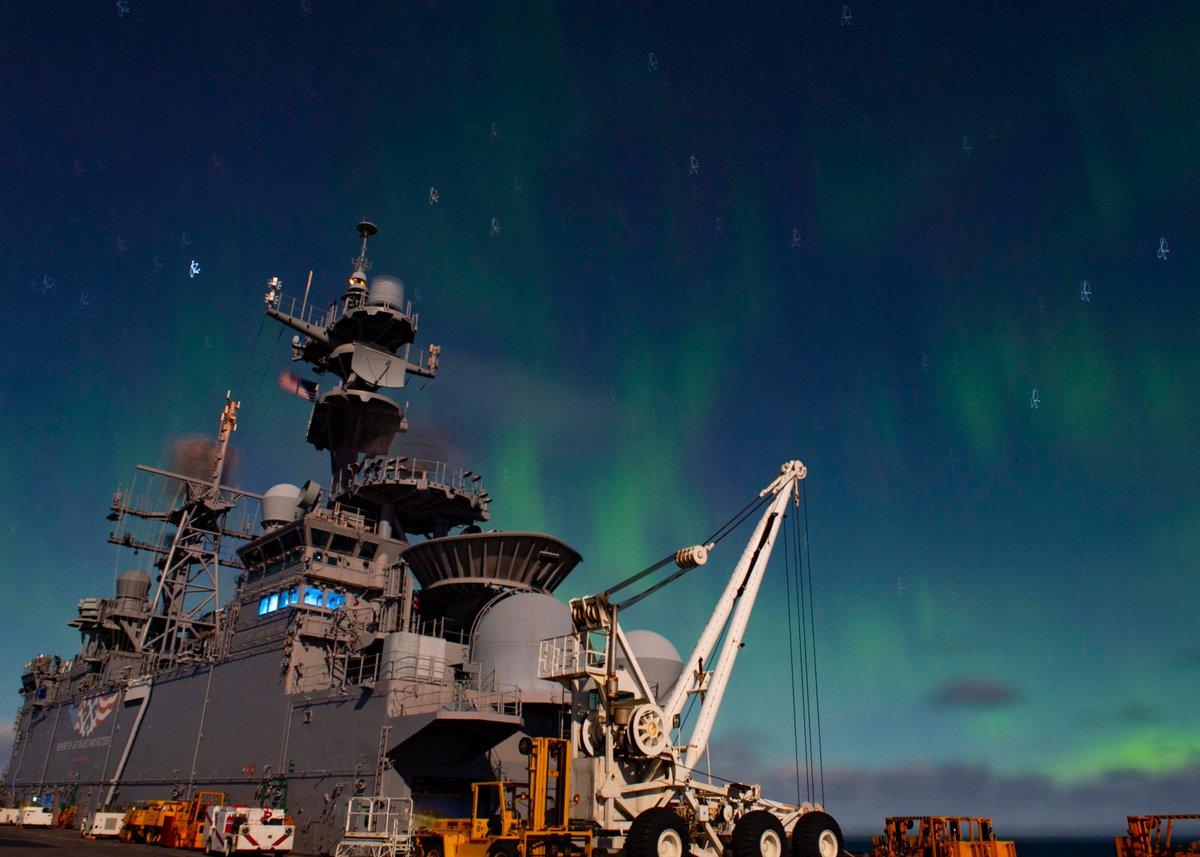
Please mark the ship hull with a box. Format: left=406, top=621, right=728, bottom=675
left=4, top=646, right=520, bottom=855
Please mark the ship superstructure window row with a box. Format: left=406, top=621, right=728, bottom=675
left=257, top=586, right=346, bottom=616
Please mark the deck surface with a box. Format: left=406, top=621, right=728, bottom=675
left=0, top=826, right=176, bottom=854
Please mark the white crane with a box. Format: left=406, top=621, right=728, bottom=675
left=537, top=461, right=842, bottom=857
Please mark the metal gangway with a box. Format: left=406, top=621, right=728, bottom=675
left=334, top=796, right=414, bottom=857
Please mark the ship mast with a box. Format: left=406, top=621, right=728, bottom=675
left=262, top=221, right=488, bottom=538
left=107, top=393, right=262, bottom=667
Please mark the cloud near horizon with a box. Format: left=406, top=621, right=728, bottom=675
left=928, top=678, right=1021, bottom=709
left=711, top=732, right=1198, bottom=836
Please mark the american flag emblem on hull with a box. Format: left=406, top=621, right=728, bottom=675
left=69, top=691, right=119, bottom=737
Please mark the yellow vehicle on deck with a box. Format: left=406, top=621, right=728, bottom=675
left=416, top=737, right=592, bottom=857
left=120, top=799, right=188, bottom=845
left=870, top=817, right=1017, bottom=857
left=160, top=791, right=226, bottom=849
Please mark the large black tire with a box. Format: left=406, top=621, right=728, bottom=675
left=489, top=842, right=520, bottom=857
left=733, top=811, right=788, bottom=857
left=790, top=812, right=843, bottom=857
left=626, top=807, right=691, bottom=857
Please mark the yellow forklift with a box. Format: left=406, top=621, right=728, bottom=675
left=416, top=737, right=592, bottom=857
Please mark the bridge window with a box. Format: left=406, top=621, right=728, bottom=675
left=330, top=535, right=356, bottom=555
left=257, top=586, right=346, bottom=616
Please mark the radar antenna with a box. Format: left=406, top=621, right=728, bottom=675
left=348, top=220, right=377, bottom=290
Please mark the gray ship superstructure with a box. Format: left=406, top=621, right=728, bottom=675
left=2, top=223, right=685, bottom=854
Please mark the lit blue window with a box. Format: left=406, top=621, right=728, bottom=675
left=303, top=587, right=323, bottom=606
left=267, top=593, right=279, bottom=612
left=325, top=592, right=345, bottom=610
left=258, top=597, right=270, bottom=616
left=287, top=587, right=299, bottom=606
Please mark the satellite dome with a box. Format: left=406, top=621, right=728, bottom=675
left=261, top=483, right=302, bottom=529
left=115, top=569, right=151, bottom=601
left=617, top=630, right=683, bottom=703
left=367, top=275, right=406, bottom=310
left=471, top=592, right=572, bottom=697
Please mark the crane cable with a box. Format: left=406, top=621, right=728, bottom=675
left=791, top=503, right=815, bottom=803
left=606, top=491, right=771, bottom=609
left=782, top=478, right=827, bottom=807
left=801, top=479, right=826, bottom=806
left=783, top=510, right=804, bottom=805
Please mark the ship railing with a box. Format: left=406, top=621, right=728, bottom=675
left=407, top=617, right=470, bottom=646
left=275, top=290, right=419, bottom=332
left=447, top=681, right=522, bottom=717
left=375, top=655, right=501, bottom=694
left=336, top=652, right=480, bottom=691
left=336, top=796, right=414, bottom=855
left=325, top=291, right=416, bottom=329
left=386, top=680, right=521, bottom=719
left=377, top=654, right=452, bottom=686
left=538, top=634, right=607, bottom=682
left=273, top=293, right=331, bottom=330
left=331, top=455, right=488, bottom=501
left=308, top=503, right=381, bottom=536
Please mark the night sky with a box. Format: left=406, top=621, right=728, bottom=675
left=2, top=1, right=1199, bottom=835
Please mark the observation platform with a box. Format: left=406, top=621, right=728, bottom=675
left=332, top=455, right=491, bottom=533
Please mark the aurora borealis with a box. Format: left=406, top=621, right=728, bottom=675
left=2, top=0, right=1199, bottom=835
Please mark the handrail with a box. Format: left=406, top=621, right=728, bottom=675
left=331, top=455, right=487, bottom=501
left=274, top=290, right=417, bottom=335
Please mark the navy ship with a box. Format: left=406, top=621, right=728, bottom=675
left=2, top=223, right=686, bottom=854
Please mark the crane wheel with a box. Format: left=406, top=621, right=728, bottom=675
left=626, top=807, right=690, bottom=857
left=488, top=843, right=519, bottom=857
left=733, top=811, right=787, bottom=857
left=790, top=811, right=842, bottom=857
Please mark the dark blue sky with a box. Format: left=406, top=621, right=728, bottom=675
left=1, top=1, right=1198, bottom=834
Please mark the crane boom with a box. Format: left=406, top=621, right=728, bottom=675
left=668, top=460, right=804, bottom=766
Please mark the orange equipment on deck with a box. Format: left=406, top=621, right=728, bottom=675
left=55, top=805, right=77, bottom=828
left=159, top=791, right=227, bottom=849
left=1115, top=815, right=1200, bottom=857
left=121, top=799, right=187, bottom=844
left=870, top=817, right=1017, bottom=857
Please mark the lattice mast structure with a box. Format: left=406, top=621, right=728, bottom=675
left=108, top=394, right=261, bottom=667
